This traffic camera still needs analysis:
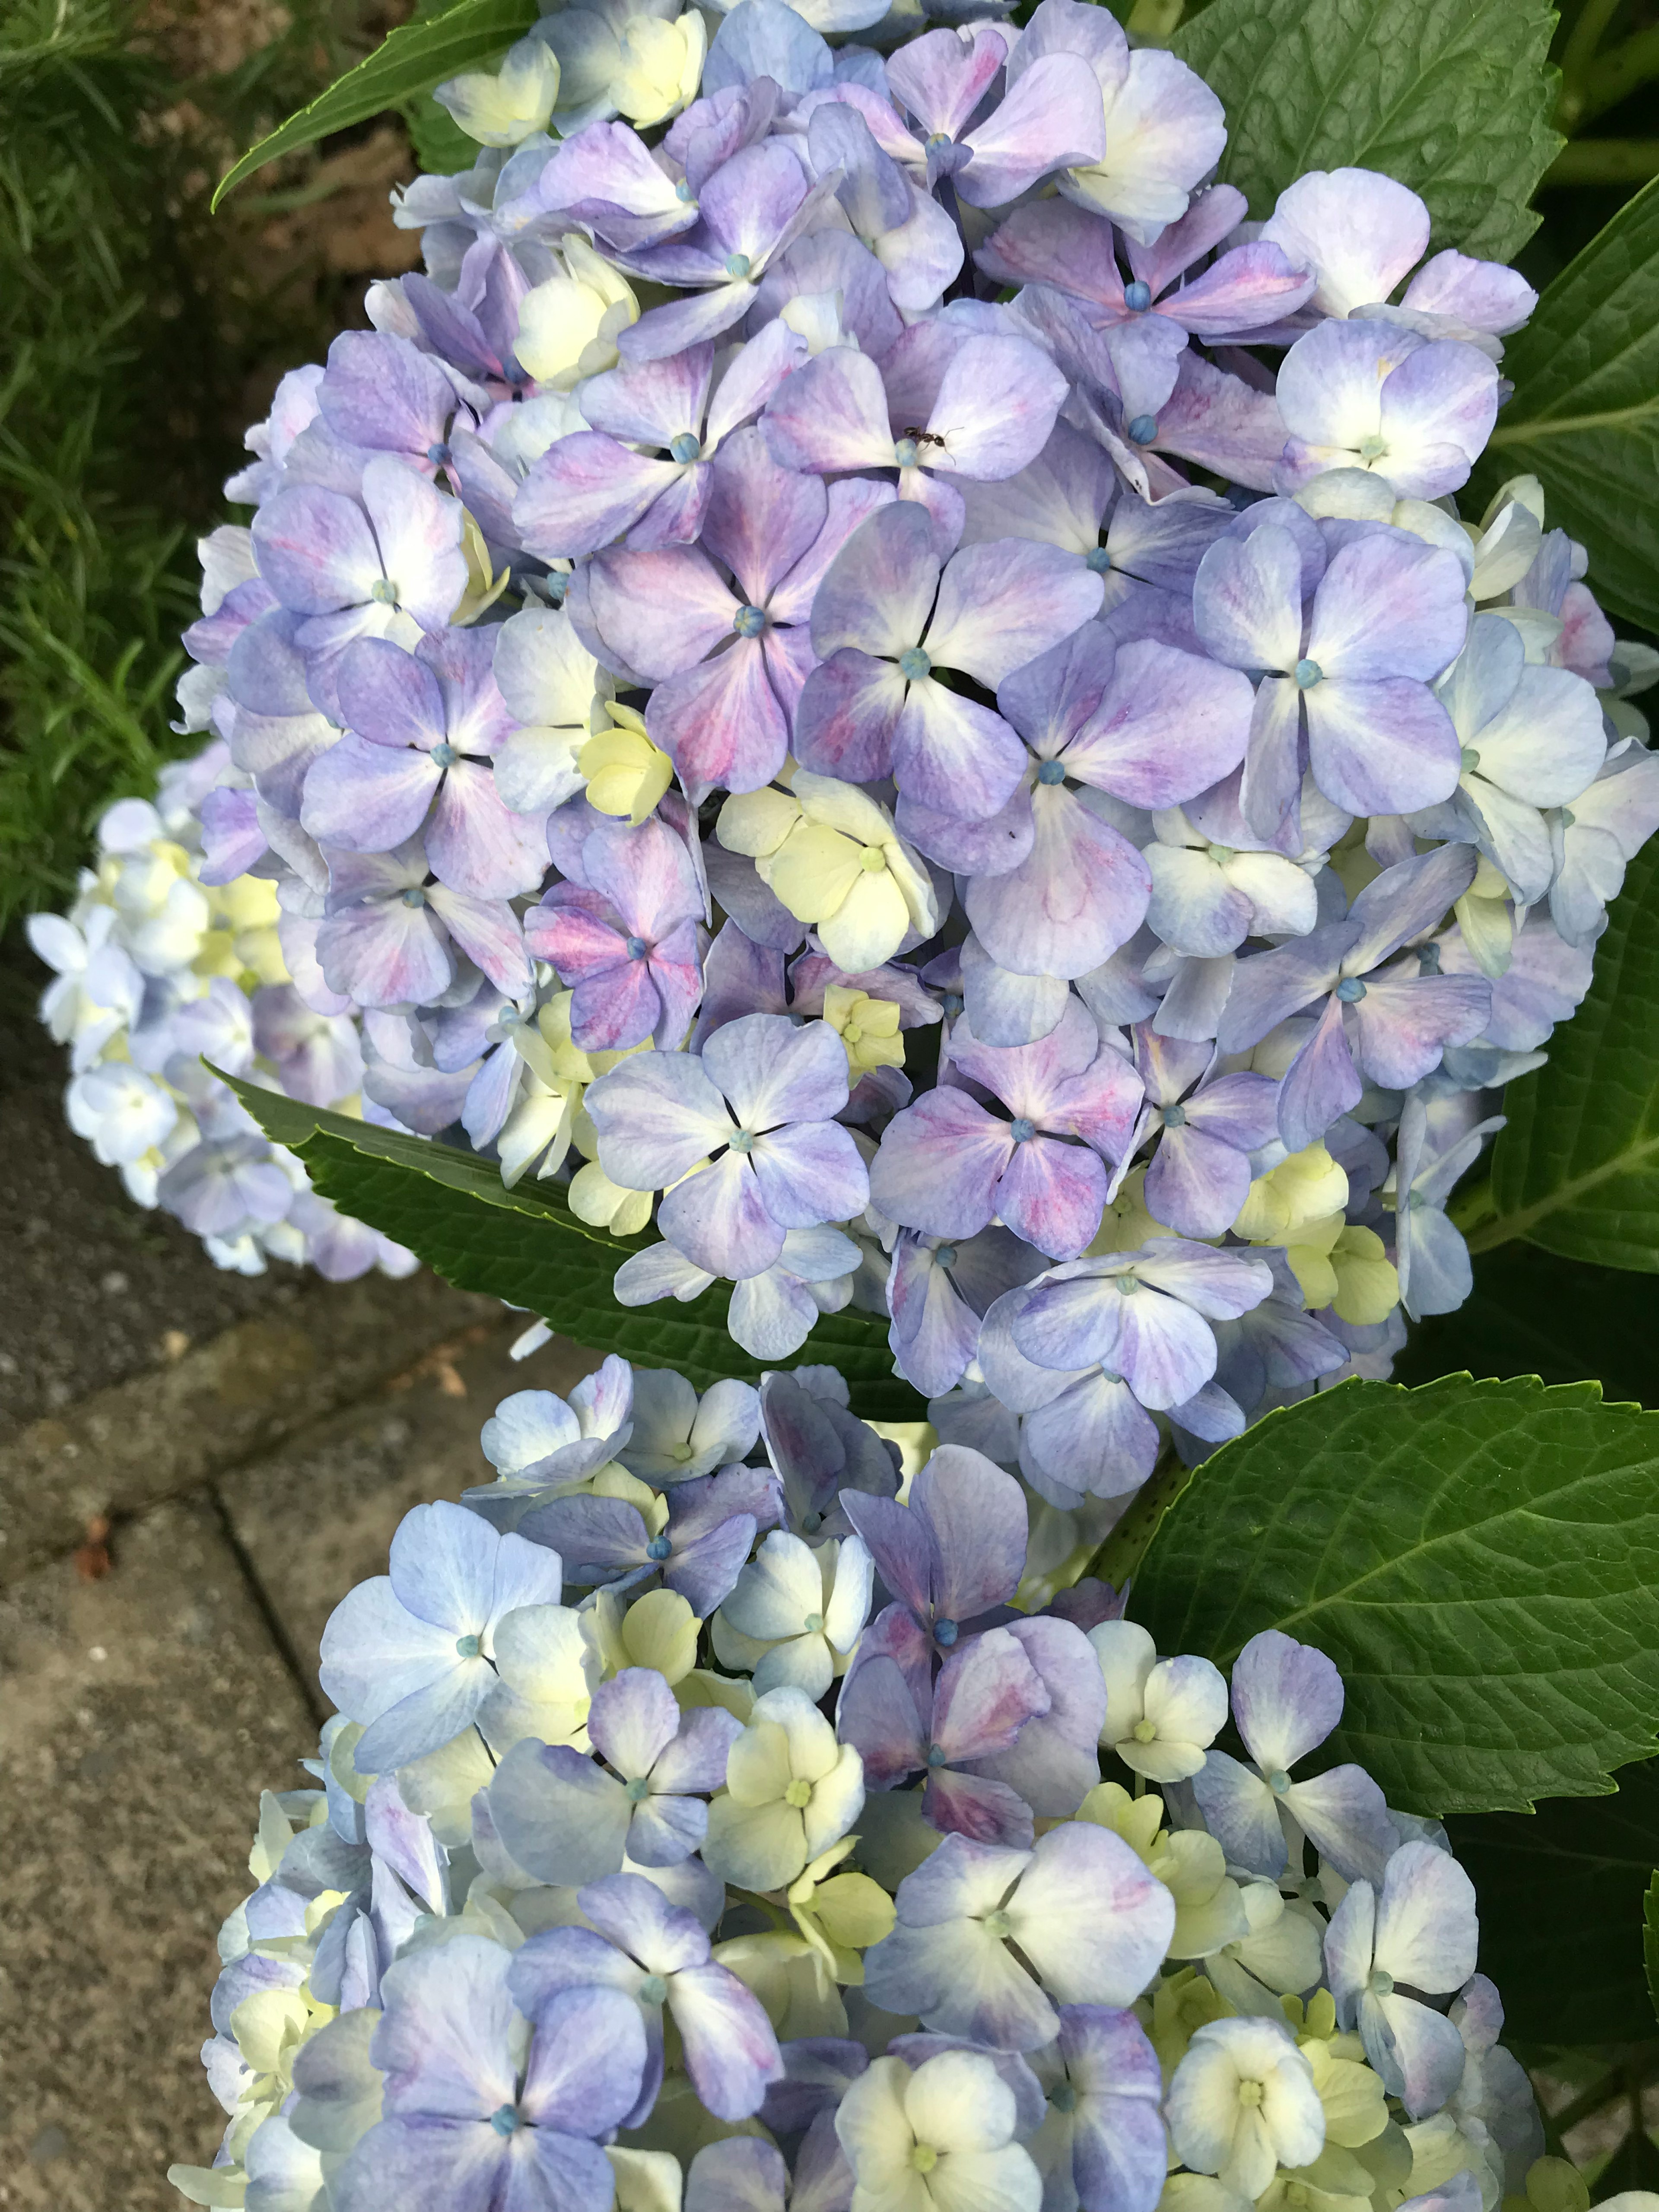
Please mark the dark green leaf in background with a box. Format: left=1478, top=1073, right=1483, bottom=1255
left=1447, top=1758, right=1659, bottom=2046
left=223, top=1076, right=924, bottom=1417
left=1173, top=0, right=1561, bottom=263
left=1132, top=1375, right=1659, bottom=1816
left=1390, top=1246, right=1659, bottom=1405
left=1470, top=842, right=1659, bottom=1273
left=1468, top=175, right=1659, bottom=635
left=213, top=0, right=537, bottom=207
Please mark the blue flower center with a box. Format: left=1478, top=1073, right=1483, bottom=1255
left=804, top=1611, right=824, bottom=1634
left=1051, top=2083, right=1077, bottom=2113
left=1367, top=1967, right=1395, bottom=1997
left=725, top=252, right=752, bottom=279
left=1294, top=658, right=1324, bottom=689
left=431, top=742, right=457, bottom=769
left=675, top=178, right=695, bottom=201
left=1267, top=1767, right=1292, bottom=1795
left=639, top=1974, right=668, bottom=2005
left=934, top=1244, right=957, bottom=1269
left=1418, top=943, right=1442, bottom=975
left=1460, top=746, right=1481, bottom=772
left=898, top=646, right=931, bottom=681
left=941, top=992, right=963, bottom=1017
left=1008, top=1116, right=1036, bottom=1143
left=927, top=1744, right=948, bottom=1767
left=402, top=888, right=426, bottom=908
left=934, top=1617, right=958, bottom=1646
left=801, top=1509, right=823, bottom=1534
left=1085, top=545, right=1112, bottom=572
left=729, top=1129, right=755, bottom=1153
left=1335, top=976, right=1367, bottom=1002
left=670, top=431, right=702, bottom=464
left=1126, top=414, right=1157, bottom=444
left=370, top=577, right=398, bottom=604
left=490, top=2104, right=523, bottom=2137
left=893, top=437, right=919, bottom=467
left=1124, top=280, right=1152, bottom=311
left=455, top=1633, right=481, bottom=1657
left=626, top=1776, right=652, bottom=1802
left=427, top=442, right=452, bottom=466
left=733, top=604, right=767, bottom=638
left=626, top=935, right=648, bottom=959
left=1162, top=1100, right=1187, bottom=1127
left=646, top=1533, right=673, bottom=1560
left=1036, top=759, right=1066, bottom=785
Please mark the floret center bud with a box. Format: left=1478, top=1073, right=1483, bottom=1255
left=725, top=252, right=752, bottom=279
left=934, top=1244, right=958, bottom=1269
left=371, top=577, right=399, bottom=605
left=912, top=2145, right=940, bottom=2174
left=676, top=178, right=695, bottom=201
left=626, top=935, right=649, bottom=959
left=1036, top=759, right=1066, bottom=785
left=1418, top=943, right=1442, bottom=975
left=456, top=1632, right=482, bottom=1657
left=490, top=2103, right=523, bottom=2136
left=1100, top=1365, right=1124, bottom=1385
left=942, top=992, right=964, bottom=1017
left=729, top=1128, right=755, bottom=1153
left=859, top=843, right=888, bottom=873
left=1162, top=1100, right=1187, bottom=1127
left=1086, top=545, right=1113, bottom=573
left=1367, top=1967, right=1395, bottom=1997
left=1335, top=976, right=1367, bottom=1002
left=427, top=442, right=452, bottom=467
left=431, top=742, right=457, bottom=768
left=1237, top=2081, right=1265, bottom=2110
left=639, top=1973, right=669, bottom=2003
left=1207, top=844, right=1235, bottom=865
left=934, top=1617, right=959, bottom=1647
left=785, top=1777, right=814, bottom=1808
left=1267, top=1767, right=1292, bottom=1795
left=893, top=437, right=920, bottom=467
left=1132, top=1718, right=1158, bottom=1743
left=626, top=1776, right=652, bottom=1802
left=927, top=1743, right=948, bottom=1767
left=1051, top=2084, right=1078, bottom=2114
left=1124, top=280, right=1153, bottom=311
left=1127, top=413, right=1158, bottom=444
left=1460, top=746, right=1481, bottom=772
left=1009, top=1116, right=1036, bottom=1143
left=1560, top=807, right=1576, bottom=828
left=402, top=888, right=426, bottom=908
left=802, top=1510, right=823, bottom=1533
left=734, top=604, right=767, bottom=638
left=1117, top=1274, right=1139, bottom=1295
left=1294, top=658, right=1323, bottom=689
left=804, top=1611, right=824, bottom=1634
left=925, top=130, right=952, bottom=149
left=670, top=431, right=702, bottom=463
left=647, top=1534, right=673, bottom=1560
left=981, top=1909, right=1013, bottom=1940
left=898, top=646, right=931, bottom=681
left=1358, top=433, right=1388, bottom=463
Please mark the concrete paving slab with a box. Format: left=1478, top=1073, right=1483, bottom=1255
left=0, top=1495, right=318, bottom=2212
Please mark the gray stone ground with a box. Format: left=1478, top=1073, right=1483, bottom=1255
left=0, top=950, right=1634, bottom=2207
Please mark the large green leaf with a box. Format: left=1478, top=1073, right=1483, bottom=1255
left=212, top=0, right=537, bottom=208
left=1447, top=1759, right=1659, bottom=2046
left=224, top=1078, right=924, bottom=1417
left=1468, top=174, right=1659, bottom=635
left=1132, top=1374, right=1659, bottom=1816
left=1468, top=843, right=1659, bottom=1273
left=1172, top=0, right=1560, bottom=264
left=1391, top=1247, right=1659, bottom=1404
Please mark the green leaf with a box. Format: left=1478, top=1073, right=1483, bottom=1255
left=1446, top=1759, right=1659, bottom=2046
left=403, top=90, right=486, bottom=175
left=1391, top=1246, right=1659, bottom=1404
left=1468, top=174, right=1659, bottom=634
left=1090, top=1452, right=1195, bottom=1592
left=1172, top=0, right=1561, bottom=263
left=222, top=1077, right=925, bottom=1418
left=1646, top=1869, right=1659, bottom=2027
left=1131, top=1374, right=1659, bottom=1816
left=212, top=0, right=538, bottom=209
left=1469, top=842, right=1659, bottom=1272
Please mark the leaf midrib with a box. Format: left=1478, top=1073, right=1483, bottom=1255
left=1466, top=1130, right=1659, bottom=1254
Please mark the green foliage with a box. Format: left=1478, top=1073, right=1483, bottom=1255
left=1470, top=175, right=1659, bottom=634
left=1469, top=842, right=1659, bottom=1271
left=1131, top=1374, right=1659, bottom=1816
left=1172, top=0, right=1561, bottom=262
left=213, top=0, right=538, bottom=207
left=222, top=1075, right=925, bottom=1416
left=1390, top=1246, right=1659, bottom=1403
left=1647, top=1869, right=1659, bottom=2028
left=1447, top=1759, right=1659, bottom=2045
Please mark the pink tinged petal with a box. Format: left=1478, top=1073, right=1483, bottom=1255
left=1241, top=674, right=1306, bottom=842
left=338, top=635, right=448, bottom=748
left=1350, top=972, right=1491, bottom=1091
left=751, top=1119, right=869, bottom=1229
left=1191, top=1747, right=1286, bottom=1877
left=1145, top=1122, right=1251, bottom=1237
left=583, top=345, right=715, bottom=448
left=1192, top=525, right=1302, bottom=673
left=1283, top=1765, right=1396, bottom=1888
left=760, top=622, right=816, bottom=724
left=588, top=546, right=740, bottom=681
left=1007, top=1821, right=1175, bottom=2005
left=302, top=732, right=440, bottom=851
left=586, top=1050, right=736, bottom=1187
left=621, top=284, right=757, bottom=364
left=768, top=475, right=897, bottom=628
left=924, top=1765, right=1039, bottom=1849
left=703, top=427, right=828, bottom=607
left=1066, top=640, right=1254, bottom=808
left=932, top=1628, right=1051, bottom=1762
left=1277, top=993, right=1362, bottom=1153
left=810, top=499, right=939, bottom=659
left=926, top=336, right=1069, bottom=480
left=967, top=786, right=1150, bottom=980
left=254, top=485, right=382, bottom=613
left=1307, top=535, right=1468, bottom=684
left=763, top=346, right=895, bottom=476
left=571, top=957, right=664, bottom=1053
left=1261, top=168, right=1430, bottom=319
left=1151, top=351, right=1289, bottom=494
left=649, top=638, right=791, bottom=797
left=427, top=759, right=548, bottom=899
left=1374, top=340, right=1499, bottom=496
left=839, top=1652, right=929, bottom=1786
left=887, top=25, right=1009, bottom=139
left=318, top=897, right=454, bottom=1008
left=361, top=456, right=467, bottom=631
left=957, top=54, right=1107, bottom=208
left=660, top=1150, right=784, bottom=1280
left=425, top=886, right=533, bottom=998
left=1215, top=926, right=1352, bottom=1053
left=793, top=650, right=908, bottom=785
left=1045, top=1037, right=1145, bottom=1163
left=895, top=679, right=1028, bottom=820
left=703, top=1012, right=852, bottom=1129
left=877, top=185, right=966, bottom=315
left=926, top=538, right=1105, bottom=688
left=669, top=1963, right=785, bottom=2121
left=1144, top=845, right=1252, bottom=959
left=1402, top=249, right=1537, bottom=336
left=996, top=1135, right=1108, bottom=1261
left=1304, top=677, right=1461, bottom=817
left=1161, top=241, right=1318, bottom=338
left=869, top=1086, right=1016, bottom=1239
left=515, top=436, right=692, bottom=562
left=976, top=198, right=1124, bottom=309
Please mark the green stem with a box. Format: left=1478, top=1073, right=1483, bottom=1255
left=1558, top=0, right=1627, bottom=128
left=1446, top=1178, right=1495, bottom=1236
left=1545, top=137, right=1659, bottom=185
left=1578, top=24, right=1659, bottom=129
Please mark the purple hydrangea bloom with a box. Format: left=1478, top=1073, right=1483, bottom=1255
left=521, top=1463, right=773, bottom=1613
left=525, top=815, right=705, bottom=1050
left=1027, top=2005, right=1167, bottom=2212
left=843, top=1442, right=1028, bottom=1657
left=886, top=1226, right=1048, bottom=1398
left=1325, top=1839, right=1479, bottom=2116
left=1131, top=1027, right=1280, bottom=1238
left=1274, top=318, right=1500, bottom=499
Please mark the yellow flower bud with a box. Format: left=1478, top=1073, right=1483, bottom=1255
left=580, top=720, right=673, bottom=825
left=821, top=984, right=906, bottom=1076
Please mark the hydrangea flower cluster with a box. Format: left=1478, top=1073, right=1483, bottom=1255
left=29, top=0, right=1659, bottom=1439
left=169, top=1352, right=1555, bottom=2212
